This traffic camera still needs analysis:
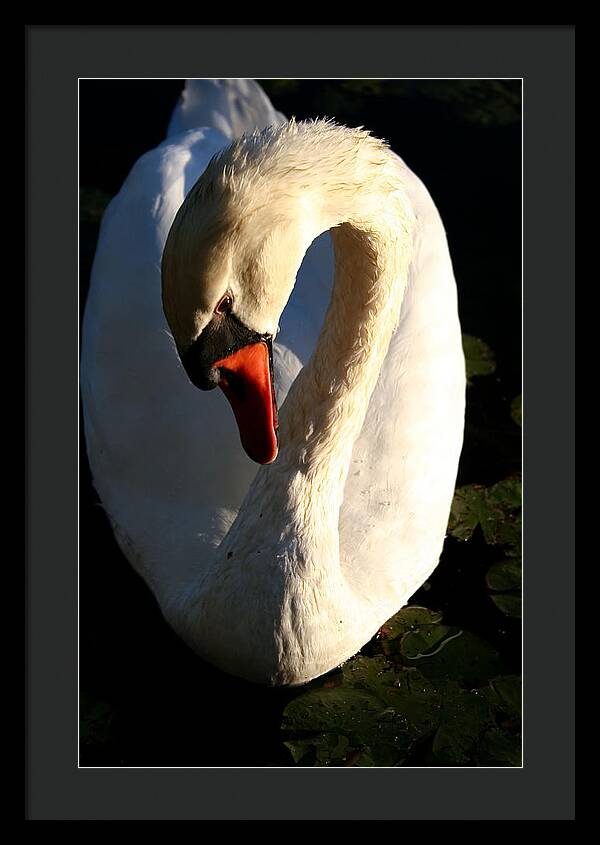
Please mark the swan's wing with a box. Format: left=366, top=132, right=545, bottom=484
left=81, top=127, right=258, bottom=596
left=84, top=80, right=285, bottom=582
left=167, top=78, right=286, bottom=141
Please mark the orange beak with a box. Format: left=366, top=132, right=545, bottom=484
left=213, top=341, right=279, bottom=465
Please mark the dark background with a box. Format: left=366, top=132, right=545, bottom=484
left=79, top=79, right=522, bottom=766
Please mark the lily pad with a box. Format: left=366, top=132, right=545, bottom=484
left=345, top=658, right=442, bottom=737
left=486, top=558, right=522, bottom=618
left=281, top=652, right=521, bottom=766
left=400, top=624, right=459, bottom=661
left=429, top=677, right=522, bottom=766
left=462, top=334, right=496, bottom=384
left=490, top=593, right=522, bottom=618
left=400, top=626, right=502, bottom=687
left=377, top=605, right=443, bottom=658
left=477, top=727, right=522, bottom=766
left=486, top=478, right=522, bottom=510
left=431, top=677, right=522, bottom=765
left=282, top=656, right=444, bottom=767
left=281, top=603, right=519, bottom=767
left=282, top=684, right=412, bottom=766
left=486, top=558, right=522, bottom=592
left=432, top=684, right=495, bottom=764
left=490, top=675, right=522, bottom=718
left=448, top=477, right=522, bottom=552
left=284, top=732, right=351, bottom=767
left=282, top=686, right=381, bottom=735
left=482, top=510, right=522, bottom=549
left=447, top=484, right=488, bottom=541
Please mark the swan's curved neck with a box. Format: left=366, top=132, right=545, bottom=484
left=173, top=126, right=419, bottom=683
left=221, top=138, right=416, bottom=559
left=225, top=128, right=414, bottom=533
left=280, top=214, right=411, bottom=501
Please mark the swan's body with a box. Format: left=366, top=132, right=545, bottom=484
left=81, top=79, right=465, bottom=685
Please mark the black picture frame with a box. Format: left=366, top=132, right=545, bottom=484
left=26, top=24, right=574, bottom=820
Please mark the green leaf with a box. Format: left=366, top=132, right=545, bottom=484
left=447, top=484, right=487, bottom=541
left=281, top=646, right=520, bottom=766
left=430, top=677, right=522, bottom=765
left=432, top=684, right=496, bottom=764
left=491, top=593, right=522, bottom=618
left=283, top=740, right=316, bottom=765
left=400, top=624, right=456, bottom=661
left=477, top=728, right=522, bottom=766
left=281, top=610, right=519, bottom=766
left=282, top=657, right=444, bottom=767
left=486, top=478, right=522, bottom=509
left=486, top=557, right=522, bottom=618
left=486, top=558, right=522, bottom=592
left=511, top=394, right=522, bottom=427
left=448, top=478, right=522, bottom=553
left=282, top=686, right=380, bottom=735
left=341, top=654, right=402, bottom=697
left=341, top=656, right=443, bottom=739
left=378, top=606, right=443, bottom=658
left=401, top=627, right=502, bottom=687
left=490, top=675, right=522, bottom=718
left=462, top=334, right=496, bottom=384
left=482, top=510, right=522, bottom=549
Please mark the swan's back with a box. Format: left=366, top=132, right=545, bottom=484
left=167, top=78, right=286, bottom=140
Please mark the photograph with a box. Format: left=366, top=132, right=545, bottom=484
left=78, top=76, right=523, bottom=768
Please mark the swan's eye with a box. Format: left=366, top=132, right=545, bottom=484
left=214, top=293, right=233, bottom=315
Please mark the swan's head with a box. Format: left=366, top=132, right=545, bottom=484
left=161, top=135, right=318, bottom=465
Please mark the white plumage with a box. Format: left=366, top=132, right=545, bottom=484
left=80, top=79, right=465, bottom=686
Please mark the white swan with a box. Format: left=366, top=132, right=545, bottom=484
left=80, top=79, right=465, bottom=686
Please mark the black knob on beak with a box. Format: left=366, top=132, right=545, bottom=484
left=179, top=311, right=270, bottom=392
left=181, top=340, right=220, bottom=391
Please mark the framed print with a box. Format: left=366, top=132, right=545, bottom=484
left=26, top=25, right=574, bottom=820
